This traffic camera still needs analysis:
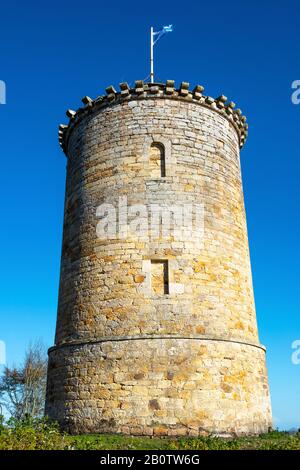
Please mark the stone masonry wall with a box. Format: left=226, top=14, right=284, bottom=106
left=46, top=83, right=272, bottom=435
left=47, top=339, right=271, bottom=436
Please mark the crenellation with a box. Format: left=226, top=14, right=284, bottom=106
left=179, top=81, right=190, bottom=97
left=58, top=81, right=249, bottom=154
left=66, top=109, right=76, bottom=119
left=165, top=79, right=175, bottom=95
left=205, top=96, right=215, bottom=105
left=119, top=82, right=130, bottom=97
left=135, top=80, right=144, bottom=94
left=215, top=95, right=228, bottom=109
left=82, top=96, right=93, bottom=106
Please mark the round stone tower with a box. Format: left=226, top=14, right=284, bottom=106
left=45, top=80, right=272, bottom=436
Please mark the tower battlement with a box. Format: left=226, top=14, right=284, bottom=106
left=59, top=80, right=248, bottom=154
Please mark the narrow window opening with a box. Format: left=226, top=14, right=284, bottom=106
left=151, top=260, right=169, bottom=295
left=150, top=142, right=166, bottom=178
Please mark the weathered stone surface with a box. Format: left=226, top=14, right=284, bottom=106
left=46, top=339, right=271, bottom=436
left=46, top=86, right=272, bottom=436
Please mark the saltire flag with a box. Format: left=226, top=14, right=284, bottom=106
left=153, top=25, right=173, bottom=45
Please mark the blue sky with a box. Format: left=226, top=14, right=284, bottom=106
left=0, top=0, right=299, bottom=429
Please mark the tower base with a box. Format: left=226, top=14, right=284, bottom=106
left=46, top=337, right=272, bottom=436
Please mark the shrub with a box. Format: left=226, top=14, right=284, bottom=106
left=0, top=417, right=69, bottom=450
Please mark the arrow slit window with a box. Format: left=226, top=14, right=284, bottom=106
left=150, top=142, right=166, bottom=178
left=151, top=260, right=169, bottom=295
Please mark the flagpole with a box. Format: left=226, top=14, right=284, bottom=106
left=150, top=26, right=154, bottom=83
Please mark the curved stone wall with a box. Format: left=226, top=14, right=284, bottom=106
left=47, top=339, right=271, bottom=436
left=46, top=81, right=272, bottom=435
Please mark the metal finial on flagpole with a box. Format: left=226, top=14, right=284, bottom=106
left=150, top=27, right=154, bottom=83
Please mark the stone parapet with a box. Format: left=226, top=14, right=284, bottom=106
left=59, top=80, right=248, bottom=154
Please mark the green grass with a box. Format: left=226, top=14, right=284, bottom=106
left=70, top=431, right=300, bottom=450
left=0, top=419, right=299, bottom=450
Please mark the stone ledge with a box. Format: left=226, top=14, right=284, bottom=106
left=49, top=334, right=266, bottom=354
